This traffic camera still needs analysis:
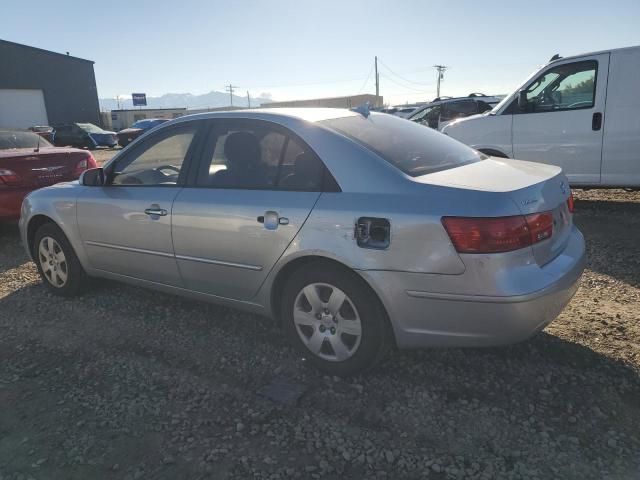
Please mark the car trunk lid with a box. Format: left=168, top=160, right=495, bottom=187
left=414, top=157, right=572, bottom=266
left=0, top=147, right=88, bottom=188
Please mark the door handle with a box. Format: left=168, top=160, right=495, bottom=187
left=258, top=210, right=282, bottom=230
left=592, top=112, right=602, bottom=131
left=144, top=204, right=168, bottom=216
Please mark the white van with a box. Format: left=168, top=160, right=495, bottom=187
left=442, top=46, right=640, bottom=188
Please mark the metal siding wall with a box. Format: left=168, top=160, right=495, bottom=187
left=0, top=41, right=101, bottom=126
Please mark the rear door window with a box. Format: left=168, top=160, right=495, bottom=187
left=195, top=120, right=327, bottom=191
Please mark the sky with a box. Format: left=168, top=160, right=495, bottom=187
left=3, top=0, right=640, bottom=106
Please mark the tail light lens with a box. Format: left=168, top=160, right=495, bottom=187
left=0, top=168, right=20, bottom=186
left=567, top=190, right=575, bottom=213
left=442, top=212, right=553, bottom=254
left=73, top=153, right=97, bottom=177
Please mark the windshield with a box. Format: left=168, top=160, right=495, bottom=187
left=77, top=123, right=104, bottom=134
left=321, top=113, right=484, bottom=176
left=0, top=131, right=53, bottom=150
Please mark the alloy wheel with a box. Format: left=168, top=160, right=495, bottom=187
left=38, top=236, right=68, bottom=288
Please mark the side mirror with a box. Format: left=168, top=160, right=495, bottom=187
left=81, top=167, right=105, bottom=186
left=518, top=90, right=528, bottom=110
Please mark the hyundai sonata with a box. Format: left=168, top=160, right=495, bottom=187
left=19, top=108, right=585, bottom=375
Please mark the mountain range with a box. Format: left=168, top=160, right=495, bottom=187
left=99, top=90, right=274, bottom=111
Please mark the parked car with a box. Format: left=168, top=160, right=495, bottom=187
left=54, top=123, right=118, bottom=149
left=409, top=94, right=502, bottom=130
left=117, top=118, right=169, bottom=147
left=379, top=105, right=424, bottom=118
left=28, top=125, right=55, bottom=143
left=442, top=46, right=640, bottom=188
left=19, top=108, right=585, bottom=375
left=0, top=129, right=96, bottom=221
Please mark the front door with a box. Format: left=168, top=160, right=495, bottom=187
left=172, top=119, right=330, bottom=301
left=77, top=122, right=202, bottom=286
left=511, top=54, right=609, bottom=185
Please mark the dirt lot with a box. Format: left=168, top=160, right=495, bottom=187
left=1, top=158, right=639, bottom=479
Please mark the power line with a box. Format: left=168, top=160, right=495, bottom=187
left=356, top=63, right=375, bottom=94
left=378, top=73, right=433, bottom=93
left=378, top=59, right=433, bottom=86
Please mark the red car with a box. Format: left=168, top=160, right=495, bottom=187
left=0, top=129, right=97, bottom=221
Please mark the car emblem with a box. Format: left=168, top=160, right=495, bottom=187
left=560, top=181, right=567, bottom=195
left=31, top=166, right=65, bottom=172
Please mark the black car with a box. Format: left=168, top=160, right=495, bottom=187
left=54, top=123, right=118, bottom=149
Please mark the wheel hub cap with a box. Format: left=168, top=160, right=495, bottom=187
left=292, top=283, right=363, bottom=362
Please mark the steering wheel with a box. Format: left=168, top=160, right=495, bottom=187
left=154, top=164, right=181, bottom=174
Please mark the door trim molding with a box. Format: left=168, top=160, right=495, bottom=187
left=175, top=254, right=263, bottom=271
left=85, top=240, right=263, bottom=271
left=85, top=240, right=174, bottom=258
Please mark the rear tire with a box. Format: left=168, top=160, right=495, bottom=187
left=33, top=223, right=86, bottom=297
left=281, top=261, right=389, bottom=376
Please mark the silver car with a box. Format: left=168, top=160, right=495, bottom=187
left=19, top=108, right=585, bottom=375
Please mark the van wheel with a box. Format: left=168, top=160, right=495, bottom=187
left=33, top=223, right=86, bottom=297
left=281, top=261, right=389, bottom=376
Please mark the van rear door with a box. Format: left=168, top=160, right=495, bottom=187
left=511, top=53, right=610, bottom=186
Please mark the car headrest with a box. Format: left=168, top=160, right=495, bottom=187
left=224, top=131, right=261, bottom=170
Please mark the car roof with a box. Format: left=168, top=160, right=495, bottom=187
left=176, top=107, right=360, bottom=124
left=548, top=44, right=640, bottom=65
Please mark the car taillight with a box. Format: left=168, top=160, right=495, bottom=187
left=442, top=212, right=553, bottom=254
left=73, top=153, right=97, bottom=177
left=567, top=190, right=575, bottom=213
left=0, top=168, right=20, bottom=186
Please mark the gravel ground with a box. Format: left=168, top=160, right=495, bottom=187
left=0, top=184, right=639, bottom=480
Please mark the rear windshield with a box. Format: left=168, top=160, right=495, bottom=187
left=0, top=131, right=53, bottom=150
left=321, top=113, right=484, bottom=176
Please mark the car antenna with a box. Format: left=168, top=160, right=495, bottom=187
left=549, top=53, right=562, bottom=62
left=350, top=102, right=371, bottom=118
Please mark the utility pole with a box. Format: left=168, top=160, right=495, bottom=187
left=374, top=56, right=380, bottom=101
left=247, top=90, right=251, bottom=108
left=225, top=84, right=239, bottom=106
left=433, top=65, right=447, bottom=98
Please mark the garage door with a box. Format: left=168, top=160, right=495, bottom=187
left=0, top=89, right=49, bottom=128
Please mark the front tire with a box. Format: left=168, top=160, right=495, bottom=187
left=282, top=261, right=389, bottom=376
left=33, top=223, right=86, bottom=297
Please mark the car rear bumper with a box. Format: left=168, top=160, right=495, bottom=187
left=0, top=188, right=31, bottom=221
left=359, top=226, right=586, bottom=348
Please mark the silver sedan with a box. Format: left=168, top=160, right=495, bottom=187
left=19, top=108, right=585, bottom=375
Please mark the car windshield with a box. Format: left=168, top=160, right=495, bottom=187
left=77, top=123, right=104, bottom=133
left=321, top=113, right=484, bottom=176
left=0, top=131, right=53, bottom=150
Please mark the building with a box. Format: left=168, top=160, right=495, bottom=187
left=109, top=108, right=187, bottom=130
left=262, top=94, right=383, bottom=109
left=0, top=39, right=100, bottom=129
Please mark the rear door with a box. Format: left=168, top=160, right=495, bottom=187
left=76, top=121, right=203, bottom=286
left=172, top=119, right=331, bottom=301
left=511, top=54, right=609, bottom=185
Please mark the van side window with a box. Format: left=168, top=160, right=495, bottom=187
left=518, top=60, right=597, bottom=114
